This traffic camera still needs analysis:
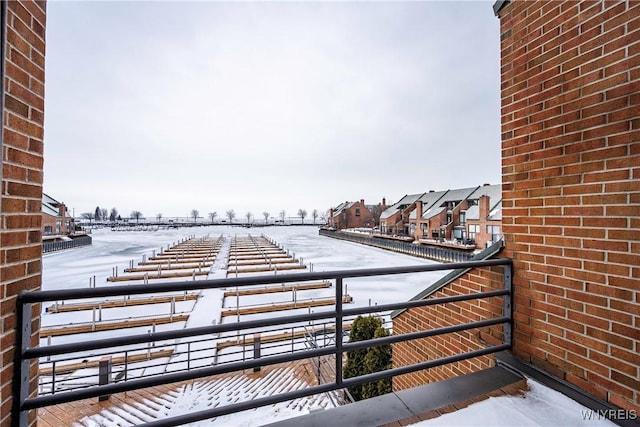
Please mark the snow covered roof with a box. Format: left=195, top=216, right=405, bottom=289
left=331, top=202, right=353, bottom=216
left=488, top=204, right=502, bottom=221
left=465, top=204, right=480, bottom=220
left=42, top=193, right=61, bottom=217
left=437, top=187, right=478, bottom=206
left=422, top=206, right=445, bottom=220
left=417, top=191, right=448, bottom=219
left=380, top=193, right=423, bottom=219
left=467, top=184, right=501, bottom=202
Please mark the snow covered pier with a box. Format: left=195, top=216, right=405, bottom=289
left=220, top=296, right=353, bottom=317
left=227, top=235, right=307, bottom=276
left=221, top=281, right=331, bottom=297
left=106, top=235, right=223, bottom=282
left=40, top=314, right=190, bottom=337
left=45, top=292, right=200, bottom=313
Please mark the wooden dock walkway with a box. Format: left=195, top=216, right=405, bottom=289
left=46, top=293, right=200, bottom=313
left=222, top=282, right=331, bottom=297
left=39, top=349, right=174, bottom=376
left=227, top=264, right=307, bottom=275
left=107, top=270, right=210, bottom=282
left=41, top=314, right=190, bottom=337
left=216, top=323, right=352, bottom=350
left=221, top=296, right=352, bottom=317
left=124, top=263, right=212, bottom=273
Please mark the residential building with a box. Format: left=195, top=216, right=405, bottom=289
left=379, top=193, right=424, bottom=236
left=462, top=184, right=502, bottom=248
left=379, top=185, right=502, bottom=250
left=41, top=193, right=74, bottom=236
left=414, top=186, right=477, bottom=242
left=328, top=198, right=385, bottom=230
left=393, top=0, right=640, bottom=417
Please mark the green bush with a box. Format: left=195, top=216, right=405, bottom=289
left=343, top=315, right=392, bottom=401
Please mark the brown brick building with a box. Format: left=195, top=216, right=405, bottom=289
left=41, top=193, right=73, bottom=236
left=394, top=0, right=639, bottom=415
left=0, top=1, right=46, bottom=426
left=328, top=198, right=385, bottom=230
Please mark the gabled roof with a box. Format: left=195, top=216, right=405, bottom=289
left=380, top=193, right=424, bottom=219
left=418, top=190, right=449, bottom=219
left=437, top=186, right=479, bottom=206
left=488, top=203, right=502, bottom=221
left=465, top=185, right=502, bottom=221
left=42, top=193, right=61, bottom=217
left=423, top=206, right=446, bottom=220
left=332, top=201, right=353, bottom=216
left=468, top=184, right=502, bottom=205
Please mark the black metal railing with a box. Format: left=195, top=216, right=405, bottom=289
left=319, top=229, right=473, bottom=262
left=42, top=236, right=92, bottom=253
left=13, top=258, right=512, bottom=427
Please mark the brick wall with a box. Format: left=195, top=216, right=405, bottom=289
left=393, top=265, right=506, bottom=390
left=498, top=0, right=639, bottom=412
left=393, top=0, right=639, bottom=413
left=0, top=1, right=46, bottom=426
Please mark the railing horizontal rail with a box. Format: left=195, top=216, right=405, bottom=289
left=19, top=258, right=511, bottom=303
left=27, top=288, right=508, bottom=359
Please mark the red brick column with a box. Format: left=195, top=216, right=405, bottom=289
left=498, top=0, right=639, bottom=412
left=0, top=1, right=46, bottom=426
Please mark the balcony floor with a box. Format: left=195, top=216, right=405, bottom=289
left=265, top=366, right=524, bottom=427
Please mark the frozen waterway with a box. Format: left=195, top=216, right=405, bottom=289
left=43, top=225, right=450, bottom=309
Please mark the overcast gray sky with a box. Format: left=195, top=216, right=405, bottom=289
left=43, top=1, right=500, bottom=220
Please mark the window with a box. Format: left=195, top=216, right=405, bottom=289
left=459, top=211, right=466, bottom=226
left=468, top=224, right=480, bottom=240
left=355, top=207, right=361, bottom=216
left=487, top=225, right=501, bottom=242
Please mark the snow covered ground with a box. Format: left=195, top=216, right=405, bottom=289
left=411, top=379, right=617, bottom=427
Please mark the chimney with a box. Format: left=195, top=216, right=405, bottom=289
left=360, top=199, right=365, bottom=206
left=382, top=197, right=386, bottom=208
left=479, top=195, right=491, bottom=219
left=416, top=200, right=423, bottom=219
left=429, top=190, right=434, bottom=193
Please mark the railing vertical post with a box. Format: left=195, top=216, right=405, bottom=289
left=253, top=334, right=261, bottom=372
left=12, top=300, right=31, bottom=427
left=503, top=263, right=513, bottom=348
left=98, top=356, right=112, bottom=401
left=335, top=278, right=343, bottom=387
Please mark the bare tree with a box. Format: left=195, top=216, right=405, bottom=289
left=312, top=209, right=319, bottom=224
left=191, top=209, right=199, bottom=222
left=245, top=212, right=252, bottom=224
left=81, top=212, right=94, bottom=224
left=279, top=210, right=286, bottom=223
left=109, top=207, right=118, bottom=222
left=263, top=211, right=270, bottom=223
left=298, top=208, right=307, bottom=224
left=130, top=211, right=143, bottom=223
left=101, top=208, right=108, bottom=221
left=226, top=209, right=236, bottom=223
left=156, top=213, right=162, bottom=221
left=208, top=212, right=218, bottom=223
left=370, top=203, right=384, bottom=227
